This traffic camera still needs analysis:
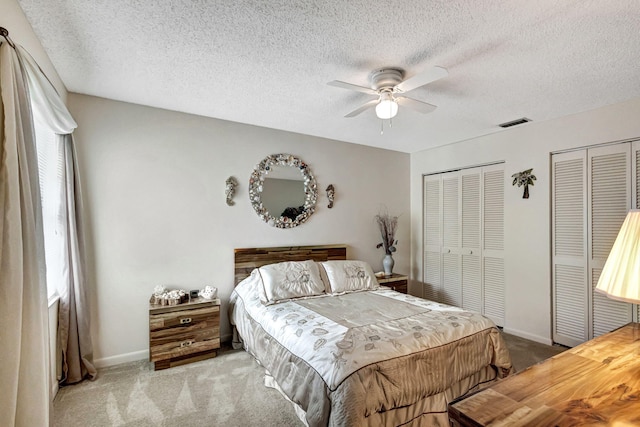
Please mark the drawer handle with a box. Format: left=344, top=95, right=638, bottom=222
left=180, top=317, right=192, bottom=324
left=180, top=340, right=194, bottom=348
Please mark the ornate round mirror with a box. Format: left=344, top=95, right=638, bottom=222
left=249, top=154, right=318, bottom=228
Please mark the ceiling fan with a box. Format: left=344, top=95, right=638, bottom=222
left=328, top=66, right=447, bottom=120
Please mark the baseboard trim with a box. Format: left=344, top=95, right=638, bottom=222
left=94, top=349, right=149, bottom=368
left=94, top=334, right=234, bottom=369
left=502, top=327, right=553, bottom=346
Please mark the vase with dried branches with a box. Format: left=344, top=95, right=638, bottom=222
left=375, top=210, right=398, bottom=276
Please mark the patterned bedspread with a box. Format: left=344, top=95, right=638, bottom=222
left=229, top=271, right=513, bottom=426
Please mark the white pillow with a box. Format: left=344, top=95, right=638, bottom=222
left=257, top=260, right=325, bottom=305
left=320, top=260, right=379, bottom=294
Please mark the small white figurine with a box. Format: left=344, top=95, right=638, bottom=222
left=199, top=286, right=218, bottom=300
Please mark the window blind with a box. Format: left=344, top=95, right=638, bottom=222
left=34, top=119, right=65, bottom=299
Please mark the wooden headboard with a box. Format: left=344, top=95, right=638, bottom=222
left=234, top=244, right=347, bottom=285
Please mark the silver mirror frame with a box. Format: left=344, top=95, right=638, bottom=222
left=248, top=153, right=318, bottom=228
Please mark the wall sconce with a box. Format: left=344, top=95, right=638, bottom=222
left=326, top=184, right=335, bottom=208
left=225, top=176, right=238, bottom=206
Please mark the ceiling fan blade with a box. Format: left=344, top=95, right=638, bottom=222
left=328, top=80, right=378, bottom=95
left=344, top=99, right=379, bottom=117
left=395, top=66, right=448, bottom=93
left=396, top=96, right=437, bottom=114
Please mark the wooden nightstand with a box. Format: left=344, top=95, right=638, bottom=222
left=377, top=273, right=409, bottom=294
left=448, top=322, right=640, bottom=426
left=149, top=297, right=220, bottom=370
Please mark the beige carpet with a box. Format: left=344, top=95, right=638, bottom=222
left=501, top=332, right=566, bottom=372
left=53, top=333, right=566, bottom=427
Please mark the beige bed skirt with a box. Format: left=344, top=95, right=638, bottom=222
left=264, top=363, right=500, bottom=427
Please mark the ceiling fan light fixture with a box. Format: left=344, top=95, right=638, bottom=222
left=375, top=93, right=398, bottom=119
left=329, top=66, right=447, bottom=120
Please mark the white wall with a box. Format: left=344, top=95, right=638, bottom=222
left=68, top=94, right=410, bottom=367
left=0, top=0, right=67, bottom=99
left=410, top=96, right=640, bottom=344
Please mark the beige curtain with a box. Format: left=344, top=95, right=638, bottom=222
left=16, top=45, right=96, bottom=384
left=59, top=134, right=96, bottom=384
left=0, top=41, right=51, bottom=427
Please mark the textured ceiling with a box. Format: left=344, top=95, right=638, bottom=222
left=16, top=0, right=640, bottom=153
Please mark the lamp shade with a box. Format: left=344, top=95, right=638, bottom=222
left=375, top=93, right=398, bottom=119
left=595, top=209, right=640, bottom=304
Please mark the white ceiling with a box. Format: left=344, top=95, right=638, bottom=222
left=16, top=0, right=640, bottom=153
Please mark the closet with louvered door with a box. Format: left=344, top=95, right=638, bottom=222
left=482, top=165, right=505, bottom=326
left=422, top=164, right=505, bottom=326
left=551, top=150, right=588, bottom=347
left=552, top=141, right=638, bottom=347
left=634, top=141, right=640, bottom=321
left=461, top=169, right=482, bottom=314
left=442, top=171, right=462, bottom=307
left=589, top=144, right=633, bottom=339
left=423, top=175, right=442, bottom=302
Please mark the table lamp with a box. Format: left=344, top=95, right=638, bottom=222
left=595, top=209, right=640, bottom=304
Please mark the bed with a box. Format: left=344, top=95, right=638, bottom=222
left=229, top=245, right=513, bottom=427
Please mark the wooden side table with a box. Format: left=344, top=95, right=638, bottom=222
left=149, top=297, right=221, bottom=370
left=448, top=322, right=640, bottom=426
left=377, top=273, right=409, bottom=294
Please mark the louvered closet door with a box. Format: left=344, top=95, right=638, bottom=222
left=423, top=175, right=442, bottom=301
left=483, top=165, right=505, bottom=326
left=634, top=141, right=640, bottom=321
left=589, top=146, right=632, bottom=335
left=423, top=164, right=505, bottom=320
left=552, top=151, right=588, bottom=347
left=442, top=172, right=462, bottom=307
left=588, top=144, right=632, bottom=338
left=461, top=169, right=482, bottom=313
left=553, top=142, right=639, bottom=346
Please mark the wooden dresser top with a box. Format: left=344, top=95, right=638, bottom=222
left=449, top=322, right=640, bottom=426
left=149, top=297, right=220, bottom=315
left=376, top=273, right=408, bottom=284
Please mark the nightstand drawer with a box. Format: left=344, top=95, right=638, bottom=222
left=390, top=282, right=407, bottom=293
left=376, top=273, right=409, bottom=294
left=150, top=334, right=220, bottom=362
left=149, top=306, right=218, bottom=331
left=149, top=299, right=221, bottom=369
left=149, top=309, right=219, bottom=362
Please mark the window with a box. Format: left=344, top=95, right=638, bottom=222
left=34, top=118, right=65, bottom=299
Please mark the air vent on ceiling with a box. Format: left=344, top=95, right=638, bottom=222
left=498, top=117, right=531, bottom=128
